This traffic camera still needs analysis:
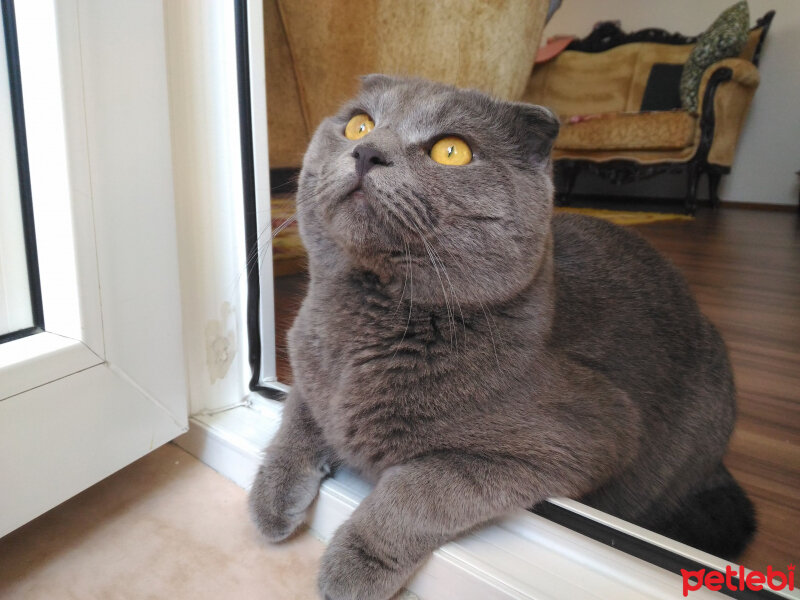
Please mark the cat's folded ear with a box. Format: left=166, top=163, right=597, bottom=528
left=510, top=102, right=560, bottom=163
left=359, top=73, right=400, bottom=92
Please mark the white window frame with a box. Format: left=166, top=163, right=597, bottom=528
left=0, top=0, right=188, bottom=537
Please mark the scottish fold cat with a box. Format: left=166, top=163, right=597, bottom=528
left=249, top=75, right=754, bottom=600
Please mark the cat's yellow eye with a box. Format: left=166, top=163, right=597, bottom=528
left=345, top=114, right=375, bottom=140
left=430, top=136, right=472, bottom=166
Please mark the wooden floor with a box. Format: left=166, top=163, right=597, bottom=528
left=270, top=207, right=799, bottom=573
left=632, top=208, right=800, bottom=573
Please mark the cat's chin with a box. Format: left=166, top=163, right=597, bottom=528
left=346, top=188, right=368, bottom=204
left=326, top=188, right=406, bottom=266
left=339, top=244, right=400, bottom=285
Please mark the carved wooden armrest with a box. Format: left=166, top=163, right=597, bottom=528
left=695, top=58, right=761, bottom=168
left=698, top=58, right=760, bottom=110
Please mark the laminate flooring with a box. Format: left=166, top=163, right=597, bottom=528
left=633, top=208, right=799, bottom=573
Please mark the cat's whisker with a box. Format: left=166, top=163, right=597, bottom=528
left=238, top=183, right=311, bottom=281
left=423, top=240, right=460, bottom=351
left=235, top=184, right=327, bottom=296
left=239, top=212, right=300, bottom=288
left=435, top=241, right=501, bottom=368
left=270, top=213, right=298, bottom=239
left=424, top=241, right=466, bottom=352
left=391, top=240, right=414, bottom=362
left=386, top=194, right=459, bottom=352
left=331, top=192, right=422, bottom=360
left=406, top=220, right=458, bottom=353
left=414, top=233, right=454, bottom=348
left=393, top=199, right=464, bottom=354
left=393, top=237, right=411, bottom=317
left=239, top=183, right=329, bottom=286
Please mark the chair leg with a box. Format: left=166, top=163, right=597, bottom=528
left=685, top=165, right=700, bottom=215
left=708, top=172, right=722, bottom=210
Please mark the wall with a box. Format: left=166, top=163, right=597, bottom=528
left=544, top=0, right=799, bottom=206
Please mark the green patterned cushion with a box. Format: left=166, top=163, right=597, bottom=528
left=680, top=1, right=750, bottom=113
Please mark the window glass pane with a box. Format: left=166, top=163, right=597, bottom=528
left=0, top=3, right=34, bottom=339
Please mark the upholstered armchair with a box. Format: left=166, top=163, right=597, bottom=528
left=522, top=12, right=774, bottom=213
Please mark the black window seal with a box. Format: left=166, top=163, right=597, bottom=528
left=1, top=0, right=45, bottom=343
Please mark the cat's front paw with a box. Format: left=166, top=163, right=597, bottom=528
left=318, top=522, right=409, bottom=600
left=248, top=466, right=308, bottom=543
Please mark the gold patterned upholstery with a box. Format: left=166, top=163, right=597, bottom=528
left=700, top=57, right=760, bottom=167
left=264, top=0, right=550, bottom=169
left=556, top=111, right=698, bottom=152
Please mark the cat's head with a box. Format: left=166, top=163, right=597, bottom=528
left=296, top=75, right=559, bottom=306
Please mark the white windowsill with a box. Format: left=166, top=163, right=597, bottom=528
left=176, top=394, right=782, bottom=600
left=0, top=331, right=102, bottom=401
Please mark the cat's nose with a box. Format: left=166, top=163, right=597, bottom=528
left=352, top=144, right=389, bottom=178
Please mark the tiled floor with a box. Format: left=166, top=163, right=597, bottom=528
left=0, top=443, right=324, bottom=599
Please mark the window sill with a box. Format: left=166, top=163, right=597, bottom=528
left=175, top=394, right=740, bottom=599
left=0, top=331, right=102, bottom=400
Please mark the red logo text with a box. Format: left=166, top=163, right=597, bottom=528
left=681, top=564, right=795, bottom=596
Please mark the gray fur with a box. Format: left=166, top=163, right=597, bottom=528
left=249, top=76, right=747, bottom=599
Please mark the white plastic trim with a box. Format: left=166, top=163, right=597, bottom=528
left=0, top=331, right=101, bottom=400
left=163, top=0, right=251, bottom=415
left=177, top=396, right=727, bottom=600
left=0, top=0, right=189, bottom=536
left=0, top=363, right=185, bottom=538
left=14, top=0, right=100, bottom=348
left=0, top=0, right=105, bottom=400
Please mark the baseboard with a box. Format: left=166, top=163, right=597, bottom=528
left=717, top=200, right=797, bottom=212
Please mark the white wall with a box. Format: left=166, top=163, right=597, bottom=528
left=545, top=0, right=799, bottom=206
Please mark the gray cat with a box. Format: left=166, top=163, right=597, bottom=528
left=249, top=75, right=755, bottom=600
